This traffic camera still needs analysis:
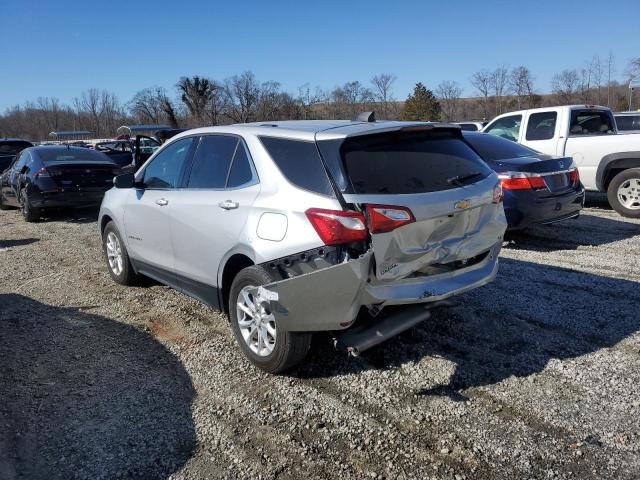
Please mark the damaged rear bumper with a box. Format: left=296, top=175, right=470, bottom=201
left=251, top=241, right=501, bottom=332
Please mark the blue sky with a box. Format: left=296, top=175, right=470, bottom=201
left=0, top=0, right=638, bottom=110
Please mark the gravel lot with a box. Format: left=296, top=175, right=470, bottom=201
left=1, top=195, right=639, bottom=480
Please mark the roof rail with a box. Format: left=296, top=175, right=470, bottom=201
left=351, top=111, right=376, bottom=123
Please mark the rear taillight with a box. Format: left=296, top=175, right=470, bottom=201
left=492, top=182, right=504, bottom=203
left=35, top=167, right=51, bottom=179
left=570, top=168, right=580, bottom=184
left=366, top=205, right=416, bottom=233
left=305, top=208, right=368, bottom=245
left=499, top=173, right=546, bottom=190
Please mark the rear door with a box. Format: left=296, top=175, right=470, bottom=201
left=123, top=137, right=196, bottom=278
left=336, top=128, right=506, bottom=280
left=169, top=134, right=260, bottom=305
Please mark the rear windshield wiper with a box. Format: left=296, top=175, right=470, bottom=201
left=447, top=172, right=483, bottom=187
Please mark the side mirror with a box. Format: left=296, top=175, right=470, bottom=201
left=114, top=172, right=136, bottom=189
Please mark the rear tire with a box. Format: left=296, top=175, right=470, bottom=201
left=102, top=221, right=140, bottom=285
left=0, top=192, right=11, bottom=210
left=607, top=168, right=640, bottom=218
left=20, top=188, right=40, bottom=222
left=229, top=265, right=311, bottom=374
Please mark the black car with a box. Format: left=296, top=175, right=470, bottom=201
left=0, top=139, right=34, bottom=173
left=463, top=132, right=585, bottom=230
left=0, top=145, right=120, bottom=221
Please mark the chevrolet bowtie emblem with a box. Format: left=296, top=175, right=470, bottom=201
left=454, top=199, right=471, bottom=210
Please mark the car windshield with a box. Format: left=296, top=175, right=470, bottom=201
left=340, top=129, right=493, bottom=194
left=463, top=133, right=539, bottom=161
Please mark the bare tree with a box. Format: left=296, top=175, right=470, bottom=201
left=223, top=71, right=260, bottom=123
left=607, top=52, right=616, bottom=108
left=470, top=70, right=492, bottom=119
left=590, top=55, right=604, bottom=105
left=510, top=66, right=535, bottom=109
left=177, top=76, right=217, bottom=126
left=129, top=87, right=169, bottom=124
left=371, top=73, right=397, bottom=118
left=435, top=80, right=462, bottom=121
left=491, top=65, right=510, bottom=115
left=552, top=69, right=580, bottom=104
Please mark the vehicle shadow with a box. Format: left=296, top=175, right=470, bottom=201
left=0, top=238, right=38, bottom=249
left=0, top=294, right=196, bottom=480
left=584, top=191, right=611, bottom=210
left=296, top=258, right=640, bottom=401
left=503, top=211, right=639, bottom=252
left=40, top=206, right=100, bottom=224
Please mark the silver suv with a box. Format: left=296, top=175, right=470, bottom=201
left=99, top=118, right=507, bottom=373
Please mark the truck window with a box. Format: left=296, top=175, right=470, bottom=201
left=569, top=110, right=615, bottom=135
left=485, top=115, right=522, bottom=142
left=526, top=112, right=557, bottom=141
left=615, top=114, right=640, bottom=131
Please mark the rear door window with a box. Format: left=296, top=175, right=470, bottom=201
left=340, top=129, right=492, bottom=194
left=186, top=135, right=238, bottom=189
left=485, top=115, right=522, bottom=141
left=569, top=110, right=615, bottom=135
left=226, top=141, right=256, bottom=188
left=525, top=112, right=557, bottom=140
left=260, top=137, right=334, bottom=196
left=615, top=115, right=640, bottom=131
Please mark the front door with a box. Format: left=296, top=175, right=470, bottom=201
left=123, top=137, right=196, bottom=279
left=169, top=135, right=260, bottom=306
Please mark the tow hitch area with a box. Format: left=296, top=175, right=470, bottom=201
left=334, top=301, right=451, bottom=356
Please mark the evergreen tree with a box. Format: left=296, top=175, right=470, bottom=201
left=402, top=83, right=442, bottom=121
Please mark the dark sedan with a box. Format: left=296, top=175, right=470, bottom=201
left=463, top=132, right=585, bottom=230
left=0, top=145, right=120, bottom=222
left=0, top=138, right=33, bottom=173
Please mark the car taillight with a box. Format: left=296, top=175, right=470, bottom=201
left=366, top=204, right=415, bottom=233
left=35, top=167, right=51, bottom=179
left=499, top=173, right=546, bottom=190
left=305, top=208, right=368, bottom=245
left=492, top=182, right=503, bottom=203
left=569, top=168, right=580, bottom=184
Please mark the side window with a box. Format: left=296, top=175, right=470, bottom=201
left=186, top=135, right=238, bottom=189
left=142, top=137, right=194, bottom=189
left=14, top=151, right=29, bottom=170
left=227, top=141, right=256, bottom=188
left=526, top=112, right=557, bottom=141
left=485, top=115, right=522, bottom=142
left=459, top=123, right=478, bottom=131
left=259, top=137, right=334, bottom=196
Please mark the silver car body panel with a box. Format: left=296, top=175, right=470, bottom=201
left=100, top=120, right=507, bottom=331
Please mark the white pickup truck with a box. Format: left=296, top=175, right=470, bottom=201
left=482, top=105, right=640, bottom=217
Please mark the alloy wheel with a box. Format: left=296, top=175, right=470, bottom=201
left=236, top=286, right=277, bottom=357
left=617, top=178, right=640, bottom=210
left=105, top=232, right=124, bottom=276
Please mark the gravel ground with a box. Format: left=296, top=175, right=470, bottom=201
left=1, top=194, right=639, bottom=480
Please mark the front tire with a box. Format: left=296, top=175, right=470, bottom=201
left=229, top=265, right=311, bottom=374
left=102, top=221, right=140, bottom=285
left=607, top=168, right=640, bottom=218
left=20, top=188, right=40, bottom=222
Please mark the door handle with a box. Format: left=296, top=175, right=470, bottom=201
left=155, top=198, right=169, bottom=206
left=218, top=200, right=239, bottom=210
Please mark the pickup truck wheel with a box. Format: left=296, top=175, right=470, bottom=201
left=229, top=265, right=311, bottom=374
left=20, top=189, right=40, bottom=222
left=607, top=168, right=640, bottom=218
left=102, top=221, right=140, bottom=285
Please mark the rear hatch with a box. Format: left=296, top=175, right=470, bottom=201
left=320, top=126, right=506, bottom=281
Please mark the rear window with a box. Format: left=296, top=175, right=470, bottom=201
left=464, top=133, right=539, bottom=161
left=0, top=141, right=32, bottom=156
left=259, top=137, right=334, bottom=196
left=616, top=115, right=640, bottom=131
left=39, top=148, right=113, bottom=163
left=340, top=130, right=493, bottom=194
left=569, top=110, right=615, bottom=135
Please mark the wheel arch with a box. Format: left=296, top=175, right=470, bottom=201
left=218, top=248, right=257, bottom=314
left=596, top=152, right=640, bottom=191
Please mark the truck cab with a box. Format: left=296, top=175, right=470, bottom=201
left=483, top=106, right=640, bottom=217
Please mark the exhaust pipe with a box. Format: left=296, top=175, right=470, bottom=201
left=334, top=301, right=450, bottom=356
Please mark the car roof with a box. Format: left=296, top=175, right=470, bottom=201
left=169, top=120, right=460, bottom=142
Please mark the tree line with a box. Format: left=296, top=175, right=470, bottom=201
left=1, top=55, right=638, bottom=141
